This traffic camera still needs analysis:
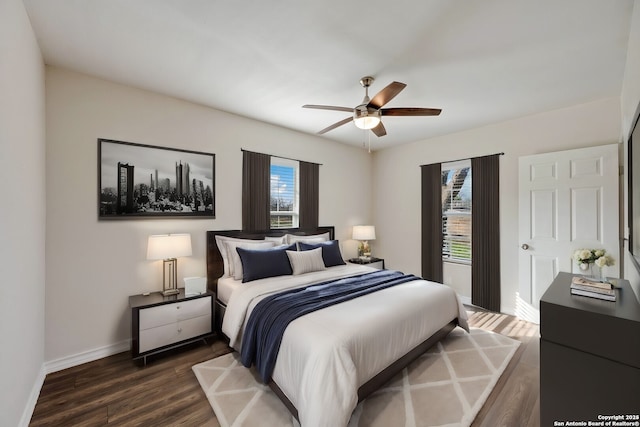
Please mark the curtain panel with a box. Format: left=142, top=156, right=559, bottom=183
left=242, top=151, right=271, bottom=231
left=242, top=151, right=320, bottom=231
left=421, top=163, right=444, bottom=283
left=471, top=154, right=501, bottom=312
left=299, top=161, right=319, bottom=229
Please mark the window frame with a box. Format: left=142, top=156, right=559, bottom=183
left=441, top=160, right=472, bottom=264
left=270, top=157, right=300, bottom=229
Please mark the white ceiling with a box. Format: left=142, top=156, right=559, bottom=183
left=23, top=0, right=635, bottom=150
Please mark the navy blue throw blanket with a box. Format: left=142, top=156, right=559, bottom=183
left=240, top=270, right=418, bottom=383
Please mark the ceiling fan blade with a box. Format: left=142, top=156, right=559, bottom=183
left=367, top=81, right=407, bottom=109
left=317, top=117, right=353, bottom=134
left=371, top=121, right=387, bottom=137
left=303, top=104, right=353, bottom=113
left=381, top=107, right=442, bottom=116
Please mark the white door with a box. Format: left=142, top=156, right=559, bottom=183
left=518, top=144, right=619, bottom=312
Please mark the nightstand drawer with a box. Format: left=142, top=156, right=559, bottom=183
left=130, top=290, right=215, bottom=364
left=139, top=314, right=212, bottom=353
left=139, top=296, right=212, bottom=330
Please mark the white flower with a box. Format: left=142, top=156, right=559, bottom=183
left=572, top=248, right=614, bottom=267
left=595, top=254, right=615, bottom=268
left=573, top=250, right=582, bottom=261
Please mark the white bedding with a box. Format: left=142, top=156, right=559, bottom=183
left=222, top=264, right=469, bottom=427
left=216, top=276, right=242, bottom=305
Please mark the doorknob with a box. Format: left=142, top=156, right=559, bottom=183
left=521, top=244, right=529, bottom=250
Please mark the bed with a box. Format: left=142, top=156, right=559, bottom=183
left=206, top=227, right=468, bottom=427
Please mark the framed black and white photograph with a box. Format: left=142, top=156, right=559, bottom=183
left=98, top=138, right=215, bottom=219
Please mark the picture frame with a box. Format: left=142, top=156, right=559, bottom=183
left=98, top=138, right=215, bottom=219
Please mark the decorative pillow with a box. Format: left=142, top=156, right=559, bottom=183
left=286, top=247, right=326, bottom=275
left=286, top=232, right=330, bottom=245
left=298, top=240, right=346, bottom=267
left=265, top=235, right=287, bottom=245
left=226, top=240, right=276, bottom=281
left=237, top=244, right=296, bottom=283
left=215, top=235, right=266, bottom=277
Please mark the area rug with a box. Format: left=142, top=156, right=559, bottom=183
left=192, top=328, right=520, bottom=427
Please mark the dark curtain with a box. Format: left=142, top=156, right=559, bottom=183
left=471, top=154, right=501, bottom=311
left=242, top=151, right=270, bottom=231
left=299, top=161, right=319, bottom=228
left=421, top=163, right=443, bottom=282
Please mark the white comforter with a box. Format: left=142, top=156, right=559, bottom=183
left=222, top=265, right=469, bottom=427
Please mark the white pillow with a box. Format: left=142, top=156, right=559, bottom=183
left=286, top=232, right=330, bottom=245
left=215, top=235, right=265, bottom=277
left=265, top=235, right=287, bottom=245
left=227, top=240, right=276, bottom=281
left=286, top=247, right=326, bottom=275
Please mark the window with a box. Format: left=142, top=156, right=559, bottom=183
left=270, top=158, right=299, bottom=228
left=442, top=160, right=472, bottom=263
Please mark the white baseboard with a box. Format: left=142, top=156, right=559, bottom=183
left=458, top=294, right=472, bottom=306
left=44, top=339, right=130, bottom=374
left=19, top=364, right=46, bottom=427
left=20, top=340, right=131, bottom=426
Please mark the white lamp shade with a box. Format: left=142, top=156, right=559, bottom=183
left=352, top=225, right=376, bottom=241
left=353, top=107, right=381, bottom=130
left=147, top=234, right=192, bottom=260
left=354, top=115, right=381, bottom=130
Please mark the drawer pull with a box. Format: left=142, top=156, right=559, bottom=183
left=176, top=305, right=180, bottom=309
left=177, top=328, right=182, bottom=333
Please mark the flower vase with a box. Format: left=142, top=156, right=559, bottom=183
left=594, top=266, right=603, bottom=280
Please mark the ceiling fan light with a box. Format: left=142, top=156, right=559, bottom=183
left=353, top=107, right=381, bottom=130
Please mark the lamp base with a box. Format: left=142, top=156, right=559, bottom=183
left=162, top=258, right=179, bottom=296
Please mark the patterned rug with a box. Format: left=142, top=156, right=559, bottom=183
left=192, top=328, right=520, bottom=427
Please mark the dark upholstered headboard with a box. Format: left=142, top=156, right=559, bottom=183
left=206, top=226, right=335, bottom=293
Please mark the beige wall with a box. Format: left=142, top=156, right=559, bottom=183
left=622, top=1, right=640, bottom=298
left=0, top=0, right=46, bottom=426
left=372, top=97, right=622, bottom=316
left=44, top=67, right=373, bottom=362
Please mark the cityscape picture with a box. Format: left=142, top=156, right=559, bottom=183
left=98, top=139, right=215, bottom=218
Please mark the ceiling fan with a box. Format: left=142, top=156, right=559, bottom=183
left=303, top=76, right=442, bottom=137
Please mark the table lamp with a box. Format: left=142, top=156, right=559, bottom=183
left=147, top=233, right=192, bottom=296
left=352, top=225, right=376, bottom=260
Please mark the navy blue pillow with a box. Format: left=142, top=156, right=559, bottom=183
left=298, top=240, right=346, bottom=267
left=237, top=244, right=296, bottom=283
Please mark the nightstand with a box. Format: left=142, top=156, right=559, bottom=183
left=129, top=289, right=215, bottom=365
left=348, top=257, right=385, bottom=270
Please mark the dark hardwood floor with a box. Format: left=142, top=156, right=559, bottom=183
left=30, top=308, right=539, bottom=426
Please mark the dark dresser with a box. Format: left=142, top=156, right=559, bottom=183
left=540, top=272, right=640, bottom=425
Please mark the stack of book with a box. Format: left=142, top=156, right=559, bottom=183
left=570, top=276, right=616, bottom=301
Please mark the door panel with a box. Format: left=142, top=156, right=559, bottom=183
left=532, top=256, right=558, bottom=305
left=571, top=188, right=601, bottom=241
left=519, top=144, right=619, bottom=314
left=531, top=190, right=557, bottom=239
